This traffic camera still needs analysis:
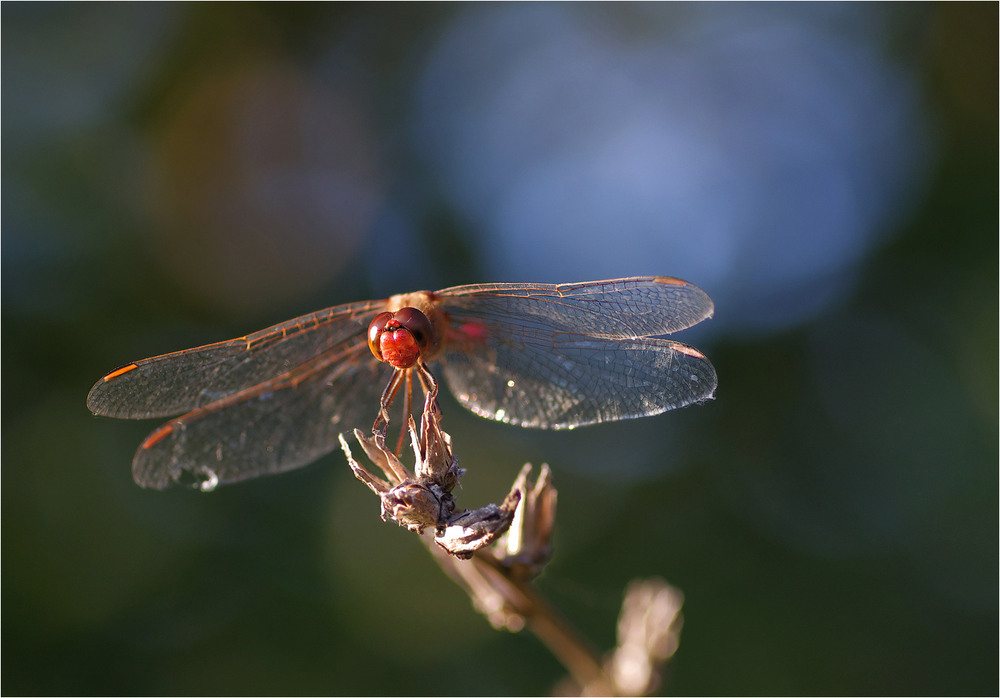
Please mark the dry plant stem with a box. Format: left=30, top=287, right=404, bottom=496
left=475, top=552, right=613, bottom=695
left=437, top=462, right=607, bottom=688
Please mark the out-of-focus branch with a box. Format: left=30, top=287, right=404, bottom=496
left=605, top=578, right=684, bottom=696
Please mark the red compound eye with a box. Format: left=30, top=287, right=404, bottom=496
left=367, top=308, right=433, bottom=369
left=367, top=312, right=393, bottom=362
left=391, top=307, right=432, bottom=350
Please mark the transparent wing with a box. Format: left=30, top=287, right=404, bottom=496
left=87, top=300, right=386, bottom=419
left=130, top=340, right=395, bottom=489
left=436, top=277, right=716, bottom=429
left=437, top=276, right=714, bottom=338
left=439, top=336, right=715, bottom=429
left=86, top=299, right=392, bottom=489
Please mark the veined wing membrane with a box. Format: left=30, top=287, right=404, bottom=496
left=440, top=334, right=716, bottom=429
left=437, top=277, right=716, bottom=429
left=132, top=339, right=393, bottom=489
left=437, top=276, right=714, bottom=339
left=87, top=300, right=385, bottom=419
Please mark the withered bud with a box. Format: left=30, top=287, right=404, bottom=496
left=434, top=486, right=521, bottom=559
left=340, top=407, right=465, bottom=536
left=494, top=463, right=557, bottom=580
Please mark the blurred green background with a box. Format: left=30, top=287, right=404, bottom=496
left=3, top=3, right=996, bottom=695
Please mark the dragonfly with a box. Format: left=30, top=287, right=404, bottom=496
left=87, top=276, right=717, bottom=491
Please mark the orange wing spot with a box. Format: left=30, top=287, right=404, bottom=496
left=141, top=423, right=175, bottom=449
left=670, top=342, right=706, bottom=359
left=104, top=364, right=139, bottom=381
left=653, top=276, right=688, bottom=286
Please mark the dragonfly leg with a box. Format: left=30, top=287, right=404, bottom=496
left=373, top=369, right=405, bottom=436
left=392, top=369, right=414, bottom=456
left=415, top=361, right=441, bottom=425
left=416, top=361, right=439, bottom=404
left=374, top=363, right=437, bottom=453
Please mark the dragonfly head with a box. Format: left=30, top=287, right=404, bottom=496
left=368, top=307, right=434, bottom=369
